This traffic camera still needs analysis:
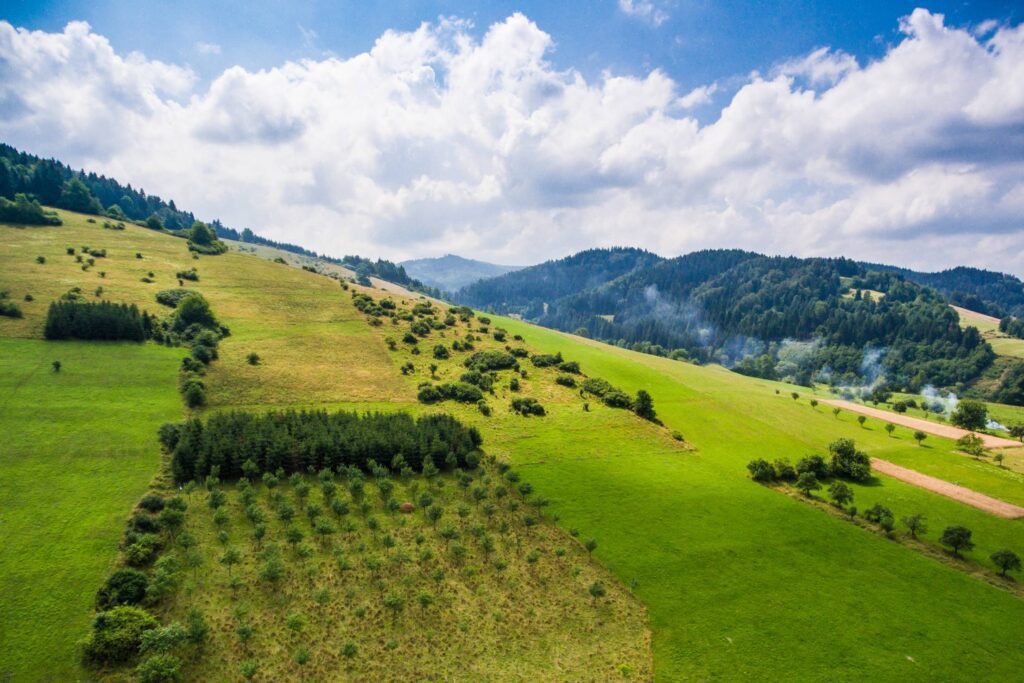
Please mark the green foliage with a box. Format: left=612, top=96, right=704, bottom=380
left=746, top=459, right=775, bottom=482
left=81, top=605, right=159, bottom=665
left=167, top=409, right=481, bottom=483
left=135, top=654, right=182, bottom=683
left=57, top=178, right=103, bottom=215
left=0, top=193, right=62, bottom=225
left=827, top=438, right=871, bottom=482
left=940, top=526, right=974, bottom=557
left=991, top=549, right=1021, bottom=577
left=155, top=289, right=194, bottom=308
left=511, top=397, right=546, bottom=416
left=96, top=569, right=149, bottom=609
left=951, top=400, right=988, bottom=431
left=417, top=382, right=484, bottom=405
left=44, top=301, right=152, bottom=341
left=463, top=350, right=518, bottom=372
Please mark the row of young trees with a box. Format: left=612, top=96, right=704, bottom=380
left=162, top=410, right=484, bottom=484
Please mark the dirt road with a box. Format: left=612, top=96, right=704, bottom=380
left=871, top=458, right=1024, bottom=518
left=821, top=398, right=1020, bottom=449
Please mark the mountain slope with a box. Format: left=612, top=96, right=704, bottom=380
left=864, top=263, right=1024, bottom=318
left=400, top=253, right=524, bottom=291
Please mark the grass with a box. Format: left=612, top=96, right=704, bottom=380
left=953, top=305, right=1024, bottom=359
left=152, top=465, right=649, bottom=681
left=0, top=338, right=182, bottom=680
left=5, top=209, right=1024, bottom=681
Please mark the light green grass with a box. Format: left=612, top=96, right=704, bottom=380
left=0, top=338, right=182, bottom=680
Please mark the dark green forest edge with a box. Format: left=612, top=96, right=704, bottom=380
left=0, top=143, right=438, bottom=296
left=457, top=248, right=1024, bottom=406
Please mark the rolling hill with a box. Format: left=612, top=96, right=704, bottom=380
left=3, top=208, right=1024, bottom=681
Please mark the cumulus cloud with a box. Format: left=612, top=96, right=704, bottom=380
left=618, top=0, right=670, bottom=27
left=0, top=10, right=1022, bottom=273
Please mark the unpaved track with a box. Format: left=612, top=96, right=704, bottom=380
left=870, top=458, right=1024, bottom=519
left=822, top=399, right=1020, bottom=449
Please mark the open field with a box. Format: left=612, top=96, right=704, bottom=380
left=954, top=305, right=1024, bottom=359
left=0, top=337, right=182, bottom=680
left=4, top=210, right=1024, bottom=680
left=822, top=398, right=1020, bottom=448
left=871, top=458, right=1024, bottom=518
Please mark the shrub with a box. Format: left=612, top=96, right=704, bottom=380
left=417, top=382, right=484, bottom=404
left=558, top=360, right=581, bottom=374
left=747, top=459, right=776, bottom=482
left=0, top=193, right=61, bottom=225
left=82, top=605, right=159, bottom=665
left=175, top=268, right=199, bottom=282
left=0, top=301, right=23, bottom=318
left=247, top=352, right=260, bottom=365
left=138, top=495, right=166, bottom=513
left=795, top=455, right=830, bottom=479
left=555, top=375, right=577, bottom=388
left=464, top=350, right=517, bottom=372
left=530, top=352, right=562, bottom=368
left=828, top=438, right=871, bottom=481
left=773, top=459, right=797, bottom=481
left=155, top=289, right=193, bottom=308
left=511, top=397, right=545, bottom=416
left=433, top=344, right=450, bottom=360
left=136, top=654, right=182, bottom=683
left=96, top=569, right=150, bottom=609
left=183, top=382, right=206, bottom=408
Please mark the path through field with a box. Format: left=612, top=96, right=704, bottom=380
left=871, top=458, right=1024, bottom=518
left=822, top=398, right=1019, bottom=449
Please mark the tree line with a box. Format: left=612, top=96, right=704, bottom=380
left=44, top=301, right=154, bottom=341
left=161, top=410, right=483, bottom=483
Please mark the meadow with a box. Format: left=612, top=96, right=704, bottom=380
left=3, top=210, right=1024, bottom=681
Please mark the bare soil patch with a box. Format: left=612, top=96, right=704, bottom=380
left=822, top=398, right=1019, bottom=449
left=871, top=457, right=1024, bottom=519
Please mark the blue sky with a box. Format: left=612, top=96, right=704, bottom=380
left=1, top=3, right=1023, bottom=271
left=8, top=1, right=1019, bottom=98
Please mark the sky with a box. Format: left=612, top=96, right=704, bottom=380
left=1, top=1, right=1022, bottom=273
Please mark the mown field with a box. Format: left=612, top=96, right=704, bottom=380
left=3, top=210, right=1024, bottom=681
left=954, top=305, right=1024, bottom=360
left=0, top=338, right=182, bottom=680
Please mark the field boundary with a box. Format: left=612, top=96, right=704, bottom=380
left=871, top=457, right=1024, bottom=519
left=822, top=398, right=1020, bottom=449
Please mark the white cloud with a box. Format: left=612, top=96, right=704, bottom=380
left=618, top=0, right=670, bottom=27
left=195, top=41, right=221, bottom=55
left=0, top=10, right=1022, bottom=274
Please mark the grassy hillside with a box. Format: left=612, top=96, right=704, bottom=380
left=3, top=209, right=1024, bottom=681
left=0, top=338, right=182, bottom=679
left=955, top=306, right=1024, bottom=360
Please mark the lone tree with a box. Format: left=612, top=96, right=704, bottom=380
left=52, top=360, right=62, bottom=372
left=884, top=423, right=896, bottom=438
left=584, top=538, right=598, bottom=558
left=940, top=526, right=974, bottom=557
left=990, top=549, right=1022, bottom=578
left=634, top=390, right=658, bottom=422
left=951, top=400, right=988, bottom=431
left=857, top=415, right=867, bottom=428
left=588, top=581, right=606, bottom=605
left=810, top=399, right=818, bottom=410
left=956, top=433, right=985, bottom=459
left=832, top=407, right=841, bottom=419
left=913, top=430, right=927, bottom=447
left=828, top=481, right=853, bottom=508
left=901, top=513, right=927, bottom=539
left=795, top=472, right=820, bottom=497
left=1010, top=423, right=1024, bottom=443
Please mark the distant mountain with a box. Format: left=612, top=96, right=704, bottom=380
left=400, top=254, right=524, bottom=292
left=455, top=247, right=1024, bottom=403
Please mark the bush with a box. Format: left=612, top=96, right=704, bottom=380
left=555, top=375, right=577, bottom=388
left=464, top=350, right=517, bottom=372
left=175, top=268, right=199, bottom=282
left=530, top=352, right=562, bottom=368
left=138, top=494, right=166, bottom=513
left=0, top=301, right=23, bottom=318
left=417, top=382, right=484, bottom=404
left=773, top=459, right=797, bottom=481
left=247, top=352, right=260, bottom=366
left=558, top=360, right=581, bottom=374
left=136, top=654, right=182, bottom=683
left=433, top=344, right=450, bottom=360
left=96, top=569, right=150, bottom=609
left=795, top=455, right=830, bottom=479
left=183, top=382, right=206, bottom=408
left=511, top=397, right=545, bottom=416
left=747, top=459, right=776, bottom=482
left=0, top=193, right=61, bottom=225
left=82, top=606, right=159, bottom=665
left=828, top=438, right=871, bottom=481
left=155, top=289, right=193, bottom=308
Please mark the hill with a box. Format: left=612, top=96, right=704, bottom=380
left=4, top=208, right=1024, bottom=681
left=457, top=248, right=1019, bottom=402
left=401, top=254, right=524, bottom=292
left=865, top=263, right=1024, bottom=319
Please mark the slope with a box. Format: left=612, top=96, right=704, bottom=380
left=401, top=254, right=524, bottom=292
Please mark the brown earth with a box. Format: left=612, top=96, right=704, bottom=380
left=822, top=398, right=1019, bottom=449
left=870, top=458, right=1024, bottom=519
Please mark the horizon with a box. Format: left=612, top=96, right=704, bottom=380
left=1, top=2, right=1022, bottom=274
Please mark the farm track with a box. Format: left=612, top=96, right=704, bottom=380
left=871, top=458, right=1024, bottom=519
left=822, top=398, right=1020, bottom=449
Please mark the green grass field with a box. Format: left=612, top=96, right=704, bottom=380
left=0, top=338, right=182, bottom=680
left=954, top=305, right=1024, bottom=359
left=4, top=210, right=1024, bottom=681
